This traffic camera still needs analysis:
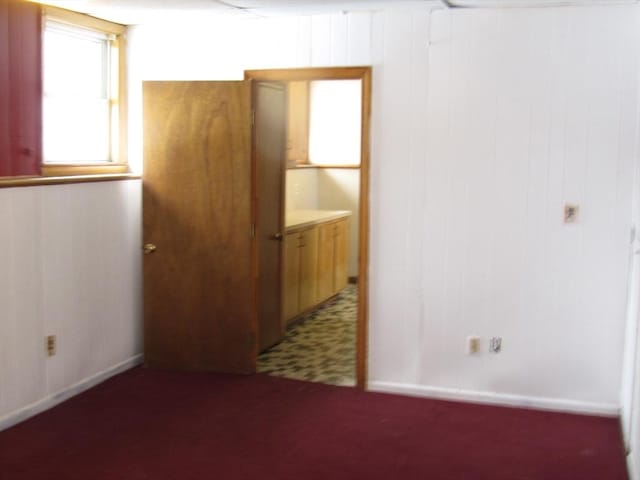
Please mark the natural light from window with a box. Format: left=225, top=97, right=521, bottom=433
left=43, top=21, right=114, bottom=163
left=308, top=79, right=362, bottom=166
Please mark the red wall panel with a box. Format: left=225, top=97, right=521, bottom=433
left=0, top=0, right=41, bottom=177
left=0, top=1, right=11, bottom=175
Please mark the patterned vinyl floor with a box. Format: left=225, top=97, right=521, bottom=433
left=257, top=284, right=357, bottom=386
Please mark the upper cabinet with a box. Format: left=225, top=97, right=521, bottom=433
left=0, top=0, right=42, bottom=177
left=286, top=81, right=309, bottom=167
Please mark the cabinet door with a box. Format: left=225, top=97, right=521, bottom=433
left=333, top=219, right=349, bottom=293
left=286, top=81, right=309, bottom=166
left=298, top=227, right=319, bottom=312
left=317, top=222, right=336, bottom=302
left=283, top=232, right=301, bottom=323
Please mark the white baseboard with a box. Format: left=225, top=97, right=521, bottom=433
left=0, top=354, right=143, bottom=432
left=367, top=380, right=620, bottom=417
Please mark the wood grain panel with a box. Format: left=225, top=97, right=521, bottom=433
left=298, top=227, right=319, bottom=312
left=334, top=218, right=349, bottom=292
left=316, top=222, right=335, bottom=302
left=255, top=82, right=286, bottom=352
left=286, top=81, right=309, bottom=166
left=0, top=0, right=41, bottom=177
left=0, top=1, right=9, bottom=176
left=143, top=81, right=255, bottom=373
left=283, top=232, right=301, bottom=322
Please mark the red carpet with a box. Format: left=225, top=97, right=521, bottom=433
left=0, top=368, right=628, bottom=480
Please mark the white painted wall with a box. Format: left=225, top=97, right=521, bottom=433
left=0, top=180, right=142, bottom=428
left=621, top=13, right=640, bottom=474
left=376, top=5, right=638, bottom=411
left=286, top=168, right=318, bottom=211
left=128, top=3, right=640, bottom=415
left=2, top=1, right=637, bottom=445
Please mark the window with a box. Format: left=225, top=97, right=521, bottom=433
left=308, top=80, right=361, bottom=166
left=42, top=7, right=127, bottom=176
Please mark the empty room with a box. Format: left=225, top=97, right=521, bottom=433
left=2, top=0, right=640, bottom=478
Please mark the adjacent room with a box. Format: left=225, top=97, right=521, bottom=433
left=1, top=0, right=640, bottom=478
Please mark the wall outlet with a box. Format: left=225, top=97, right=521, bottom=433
left=466, top=336, right=480, bottom=355
left=46, top=335, right=56, bottom=357
left=489, top=336, right=502, bottom=353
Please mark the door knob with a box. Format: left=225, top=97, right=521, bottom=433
left=143, top=243, right=157, bottom=254
left=270, top=233, right=283, bottom=241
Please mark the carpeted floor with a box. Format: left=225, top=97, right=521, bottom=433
left=0, top=368, right=629, bottom=480
left=258, top=284, right=357, bottom=386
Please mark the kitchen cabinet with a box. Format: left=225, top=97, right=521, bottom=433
left=283, top=232, right=301, bottom=322
left=283, top=211, right=350, bottom=324
left=317, top=222, right=335, bottom=302
left=333, top=219, right=349, bottom=292
left=283, top=226, right=318, bottom=321
left=317, top=218, right=350, bottom=302
left=286, top=81, right=309, bottom=166
left=298, top=227, right=319, bottom=312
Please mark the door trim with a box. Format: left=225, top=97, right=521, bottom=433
left=244, top=66, right=371, bottom=389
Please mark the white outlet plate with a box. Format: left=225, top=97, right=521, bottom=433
left=466, top=336, right=480, bottom=355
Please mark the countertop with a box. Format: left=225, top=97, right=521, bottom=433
left=285, top=209, right=351, bottom=232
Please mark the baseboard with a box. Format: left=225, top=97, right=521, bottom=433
left=0, top=354, right=143, bottom=432
left=367, top=380, right=620, bottom=417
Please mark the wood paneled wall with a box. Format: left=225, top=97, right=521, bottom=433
left=0, top=0, right=41, bottom=177
left=128, top=3, right=640, bottom=414
left=5, top=0, right=638, bottom=464
left=0, top=181, right=142, bottom=422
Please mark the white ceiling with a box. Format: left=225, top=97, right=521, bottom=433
left=36, top=0, right=440, bottom=25
left=35, top=0, right=636, bottom=25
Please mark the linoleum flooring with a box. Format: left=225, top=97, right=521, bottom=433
left=257, top=284, right=357, bottom=386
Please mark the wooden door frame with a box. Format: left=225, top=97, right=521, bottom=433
left=245, top=66, right=371, bottom=389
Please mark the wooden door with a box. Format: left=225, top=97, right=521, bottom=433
left=298, top=227, right=319, bottom=312
left=143, top=81, right=255, bottom=373
left=317, top=222, right=335, bottom=302
left=254, top=82, right=286, bottom=351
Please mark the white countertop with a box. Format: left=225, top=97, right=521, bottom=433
left=285, top=209, right=351, bottom=231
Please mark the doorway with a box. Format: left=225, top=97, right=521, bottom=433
left=245, top=67, right=371, bottom=389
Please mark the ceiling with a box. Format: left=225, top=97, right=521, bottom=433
left=36, top=0, right=440, bottom=25
left=35, top=0, right=636, bottom=25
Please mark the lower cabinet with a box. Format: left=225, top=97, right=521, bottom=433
left=283, top=217, right=349, bottom=324
left=298, top=227, right=319, bottom=312
left=283, top=231, right=301, bottom=322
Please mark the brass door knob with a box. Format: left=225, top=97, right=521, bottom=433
left=270, top=233, right=283, bottom=241
left=143, top=243, right=157, bottom=254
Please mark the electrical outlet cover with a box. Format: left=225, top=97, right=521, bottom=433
left=466, top=336, right=480, bottom=355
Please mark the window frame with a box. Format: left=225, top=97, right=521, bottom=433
left=41, top=6, right=128, bottom=177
